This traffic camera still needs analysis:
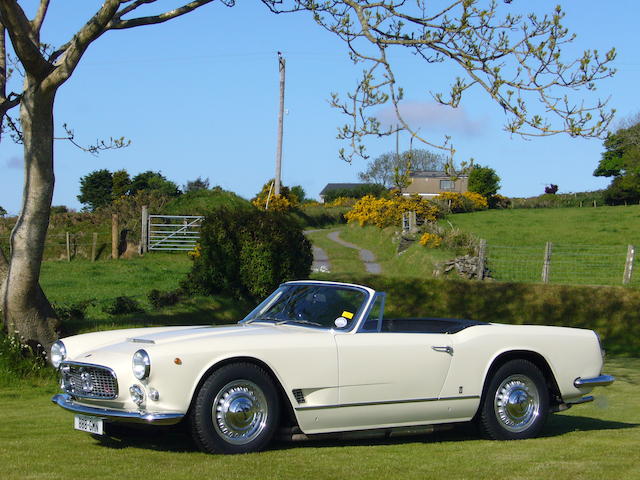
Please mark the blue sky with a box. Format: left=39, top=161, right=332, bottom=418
left=1, top=1, right=639, bottom=215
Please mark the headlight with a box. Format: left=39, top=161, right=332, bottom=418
left=50, top=341, right=66, bottom=368
left=132, top=349, right=151, bottom=380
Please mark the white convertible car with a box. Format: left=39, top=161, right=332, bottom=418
left=51, top=280, right=614, bottom=454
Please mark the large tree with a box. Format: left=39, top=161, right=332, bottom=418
left=0, top=1, right=616, bottom=355
left=359, top=148, right=448, bottom=187
left=594, top=115, right=640, bottom=204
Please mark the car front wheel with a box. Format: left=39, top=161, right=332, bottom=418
left=478, top=359, right=549, bottom=440
left=190, top=363, right=280, bottom=454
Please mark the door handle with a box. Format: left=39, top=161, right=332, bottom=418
left=432, top=346, right=454, bottom=355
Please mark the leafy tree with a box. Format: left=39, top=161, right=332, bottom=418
left=468, top=165, right=501, bottom=197
left=111, top=169, right=132, bottom=200
left=0, top=206, right=7, bottom=217
left=545, top=184, right=559, bottom=195
left=130, top=171, right=181, bottom=197
left=0, top=0, right=619, bottom=354
left=594, top=116, right=640, bottom=204
left=183, top=177, right=210, bottom=193
left=77, top=169, right=113, bottom=212
left=50, top=205, right=69, bottom=214
left=290, top=185, right=306, bottom=203
left=359, top=149, right=448, bottom=187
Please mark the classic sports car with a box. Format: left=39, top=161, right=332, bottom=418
left=51, top=280, right=614, bottom=454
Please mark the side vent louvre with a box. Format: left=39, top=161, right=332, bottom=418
left=292, top=389, right=306, bottom=404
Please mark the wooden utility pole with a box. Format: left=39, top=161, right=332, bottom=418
left=274, top=52, right=286, bottom=196
left=111, top=214, right=119, bottom=260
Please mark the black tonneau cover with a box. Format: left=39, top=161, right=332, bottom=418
left=381, top=317, right=488, bottom=334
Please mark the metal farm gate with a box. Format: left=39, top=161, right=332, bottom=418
left=143, top=213, right=203, bottom=252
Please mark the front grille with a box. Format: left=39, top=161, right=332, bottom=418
left=60, top=362, right=119, bottom=400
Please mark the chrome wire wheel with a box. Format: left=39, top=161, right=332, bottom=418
left=493, top=374, right=541, bottom=433
left=212, top=380, right=269, bottom=445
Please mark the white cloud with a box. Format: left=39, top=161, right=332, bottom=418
left=376, top=101, right=485, bottom=136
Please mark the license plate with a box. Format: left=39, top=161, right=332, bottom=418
left=74, top=415, right=104, bottom=435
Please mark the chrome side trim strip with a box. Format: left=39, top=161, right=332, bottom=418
left=51, top=394, right=184, bottom=425
left=567, top=396, right=594, bottom=405
left=294, top=395, right=479, bottom=411
left=574, top=375, right=615, bottom=388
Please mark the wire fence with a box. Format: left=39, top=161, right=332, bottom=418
left=485, top=243, right=639, bottom=287
left=1, top=231, right=112, bottom=261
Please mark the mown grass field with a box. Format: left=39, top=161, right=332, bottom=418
left=445, top=206, right=640, bottom=286
left=1, top=356, right=637, bottom=480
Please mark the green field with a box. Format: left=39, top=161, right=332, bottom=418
left=1, top=356, right=637, bottom=480
left=445, top=206, right=640, bottom=286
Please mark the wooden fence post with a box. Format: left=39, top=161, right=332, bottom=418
left=141, top=206, right=149, bottom=254
left=111, top=214, right=119, bottom=260
left=477, top=239, right=487, bottom=280
left=66, top=232, right=71, bottom=262
left=542, top=242, right=553, bottom=284
left=91, top=232, right=97, bottom=262
left=623, top=245, right=635, bottom=285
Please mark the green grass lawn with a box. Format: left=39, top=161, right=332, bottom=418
left=39, top=253, right=253, bottom=334
left=445, top=206, right=640, bottom=286
left=306, top=225, right=453, bottom=278
left=1, top=356, right=637, bottom=480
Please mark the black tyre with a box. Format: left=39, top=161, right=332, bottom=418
left=190, top=363, right=280, bottom=454
left=478, top=359, right=549, bottom=440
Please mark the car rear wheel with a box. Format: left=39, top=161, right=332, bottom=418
left=190, top=363, right=280, bottom=454
left=478, top=359, right=549, bottom=440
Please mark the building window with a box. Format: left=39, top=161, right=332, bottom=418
left=440, top=180, right=455, bottom=191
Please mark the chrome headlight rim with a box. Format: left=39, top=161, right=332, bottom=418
left=50, top=340, right=66, bottom=369
left=132, top=349, right=151, bottom=380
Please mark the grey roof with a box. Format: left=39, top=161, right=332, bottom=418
left=409, top=170, right=468, bottom=178
left=319, top=183, right=377, bottom=195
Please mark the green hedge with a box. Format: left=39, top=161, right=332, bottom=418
left=316, top=274, right=640, bottom=355
left=184, top=207, right=313, bottom=300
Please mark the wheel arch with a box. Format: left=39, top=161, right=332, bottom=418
left=186, top=356, right=299, bottom=429
left=481, top=350, right=562, bottom=408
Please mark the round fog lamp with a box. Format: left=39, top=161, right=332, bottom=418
left=129, top=384, right=145, bottom=406
left=132, top=349, right=151, bottom=380
left=50, top=341, right=66, bottom=369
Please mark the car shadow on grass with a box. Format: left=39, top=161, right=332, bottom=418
left=90, top=414, right=638, bottom=454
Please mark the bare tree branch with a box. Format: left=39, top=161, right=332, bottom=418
left=0, top=0, right=52, bottom=78
left=31, top=0, right=50, bottom=36
left=44, top=0, right=122, bottom=90
left=108, top=0, right=217, bottom=30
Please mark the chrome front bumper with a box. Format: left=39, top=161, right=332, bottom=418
left=574, top=374, right=615, bottom=388
left=52, top=394, right=184, bottom=425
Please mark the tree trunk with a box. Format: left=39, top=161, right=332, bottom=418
left=2, top=77, right=59, bottom=354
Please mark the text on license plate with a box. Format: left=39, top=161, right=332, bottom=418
left=74, top=415, right=104, bottom=435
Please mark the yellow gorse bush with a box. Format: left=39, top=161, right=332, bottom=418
left=345, top=194, right=440, bottom=228
left=436, top=191, right=488, bottom=212
left=419, top=232, right=442, bottom=248
left=251, top=194, right=292, bottom=212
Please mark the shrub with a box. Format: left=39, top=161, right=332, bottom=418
left=468, top=165, right=501, bottom=197
left=419, top=232, right=442, bottom=248
left=53, top=301, right=91, bottom=321
left=148, top=289, right=182, bottom=309
left=102, top=296, right=145, bottom=315
left=183, top=206, right=313, bottom=300
left=421, top=222, right=479, bottom=255
left=322, top=184, right=387, bottom=203
left=488, top=194, right=512, bottom=209
left=252, top=180, right=299, bottom=212
left=345, top=194, right=441, bottom=228
left=603, top=175, right=640, bottom=205
left=435, top=192, right=487, bottom=213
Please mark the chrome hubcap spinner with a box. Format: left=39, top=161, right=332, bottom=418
left=212, top=380, right=268, bottom=445
left=494, top=374, right=540, bottom=433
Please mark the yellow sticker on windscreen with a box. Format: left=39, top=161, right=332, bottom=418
left=341, top=311, right=354, bottom=319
